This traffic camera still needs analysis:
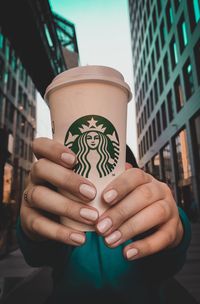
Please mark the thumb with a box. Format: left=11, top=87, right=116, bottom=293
left=125, top=162, right=133, bottom=170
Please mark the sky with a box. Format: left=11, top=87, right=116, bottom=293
left=37, top=0, right=138, bottom=158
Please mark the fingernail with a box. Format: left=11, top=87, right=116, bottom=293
left=61, top=153, right=76, bottom=165
left=80, top=208, right=98, bottom=221
left=126, top=248, right=139, bottom=260
left=79, top=184, right=96, bottom=199
left=70, top=233, right=85, bottom=244
left=105, top=230, right=121, bottom=244
left=97, top=218, right=112, bottom=233
left=103, top=189, right=118, bottom=203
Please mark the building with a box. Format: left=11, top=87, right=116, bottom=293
left=0, top=0, right=79, bottom=257
left=129, top=0, right=200, bottom=221
left=0, top=29, right=37, bottom=256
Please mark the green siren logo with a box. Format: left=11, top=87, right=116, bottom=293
left=64, top=115, right=120, bottom=178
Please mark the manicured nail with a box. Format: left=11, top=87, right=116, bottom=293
left=103, top=189, right=118, bottom=203
left=70, top=233, right=85, bottom=244
left=126, top=248, right=139, bottom=260
left=61, top=152, right=76, bottom=165
left=80, top=208, right=98, bottom=221
left=105, top=230, right=121, bottom=244
left=97, top=218, right=112, bottom=233
left=79, top=184, right=96, bottom=199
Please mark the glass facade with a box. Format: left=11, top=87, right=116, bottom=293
left=129, top=0, right=200, bottom=221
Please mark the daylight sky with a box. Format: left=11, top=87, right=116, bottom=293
left=37, top=0, right=138, bottom=158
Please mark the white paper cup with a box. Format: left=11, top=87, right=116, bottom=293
left=44, top=65, right=132, bottom=231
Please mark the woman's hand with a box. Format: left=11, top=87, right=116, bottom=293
left=95, top=163, right=184, bottom=260
left=20, top=137, right=99, bottom=246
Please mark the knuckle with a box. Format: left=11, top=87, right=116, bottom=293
left=55, top=226, right=69, bottom=242
left=115, top=205, right=128, bottom=222
left=32, top=137, right=44, bottom=153
left=165, top=229, right=175, bottom=245
left=32, top=158, right=45, bottom=177
left=139, top=184, right=152, bottom=201
left=31, top=217, right=40, bottom=234
left=144, top=238, right=153, bottom=254
left=157, top=203, right=167, bottom=221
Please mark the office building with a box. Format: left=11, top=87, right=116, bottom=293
left=129, top=0, right=200, bottom=221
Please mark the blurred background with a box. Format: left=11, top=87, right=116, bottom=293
left=0, top=0, right=200, bottom=303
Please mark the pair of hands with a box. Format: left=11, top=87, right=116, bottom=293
left=20, top=138, right=184, bottom=261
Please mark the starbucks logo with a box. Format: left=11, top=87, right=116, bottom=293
left=64, top=115, right=120, bottom=178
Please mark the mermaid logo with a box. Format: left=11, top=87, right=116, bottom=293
left=64, top=115, right=120, bottom=178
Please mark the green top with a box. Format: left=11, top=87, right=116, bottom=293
left=16, top=207, right=191, bottom=304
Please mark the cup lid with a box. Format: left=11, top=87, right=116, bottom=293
left=44, top=65, right=132, bottom=102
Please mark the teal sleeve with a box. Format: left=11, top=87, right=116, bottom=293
left=141, top=207, right=191, bottom=282
left=16, top=217, right=64, bottom=268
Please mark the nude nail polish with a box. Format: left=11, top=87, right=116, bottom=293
left=61, top=152, right=76, bottom=165
left=103, top=189, right=118, bottom=203
left=80, top=208, right=98, bottom=221
left=79, top=184, right=96, bottom=199
left=97, top=218, right=112, bottom=233
left=70, top=233, right=85, bottom=244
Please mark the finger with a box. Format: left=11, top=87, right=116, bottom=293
left=20, top=205, right=86, bottom=246
left=101, top=168, right=152, bottom=205
left=123, top=219, right=178, bottom=260
left=125, top=162, right=133, bottom=170
left=32, top=137, right=77, bottom=168
left=96, top=181, right=165, bottom=235
left=103, top=200, right=171, bottom=247
left=30, top=158, right=97, bottom=202
left=24, top=185, right=99, bottom=225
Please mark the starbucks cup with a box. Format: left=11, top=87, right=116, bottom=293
left=44, top=65, right=132, bottom=231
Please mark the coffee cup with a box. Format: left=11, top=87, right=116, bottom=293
left=44, top=65, right=132, bottom=231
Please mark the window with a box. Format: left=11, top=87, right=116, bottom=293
left=167, top=90, right=174, bottom=121
left=193, top=0, right=200, bottom=23
left=161, top=101, right=167, bottom=130
left=194, top=39, right=200, bottom=85
left=187, top=0, right=200, bottom=30
left=157, top=0, right=162, bottom=15
left=148, top=62, right=151, bottom=83
left=174, top=0, right=181, bottom=11
left=147, top=98, right=150, bottom=118
left=178, top=14, right=188, bottom=53
left=149, top=22, right=153, bottom=42
left=152, top=154, right=160, bottom=179
left=154, top=79, right=158, bottom=104
left=174, top=76, right=184, bottom=111
left=170, top=36, right=178, bottom=69
left=155, top=36, right=160, bottom=60
left=158, top=67, right=164, bottom=94
left=149, top=125, right=152, bottom=146
left=183, top=58, right=194, bottom=99
left=11, top=77, right=16, bottom=96
left=153, top=7, right=157, bottom=30
left=175, top=129, right=191, bottom=180
left=160, top=19, right=167, bottom=47
left=150, top=89, right=154, bottom=111
left=0, top=31, right=4, bottom=49
left=151, top=50, right=155, bottom=72
left=164, top=52, right=170, bottom=83
left=156, top=111, right=161, bottom=136
left=0, top=57, right=4, bottom=83
left=166, top=1, right=174, bottom=31
left=152, top=118, right=157, bottom=141
left=162, top=144, right=173, bottom=184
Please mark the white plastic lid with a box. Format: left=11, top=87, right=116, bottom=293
left=44, top=65, right=132, bottom=103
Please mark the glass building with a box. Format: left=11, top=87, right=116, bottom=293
left=0, top=28, right=36, bottom=256
left=129, top=0, right=200, bottom=221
